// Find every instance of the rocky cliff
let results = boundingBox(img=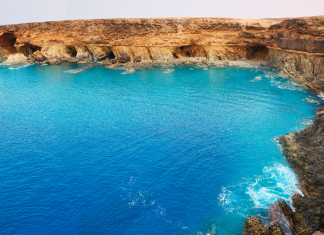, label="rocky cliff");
[1,16,324,90]
[243,108,324,235]
[275,109,324,235]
